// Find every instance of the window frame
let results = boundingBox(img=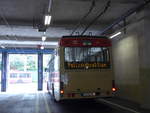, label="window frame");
[63,47,111,69]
